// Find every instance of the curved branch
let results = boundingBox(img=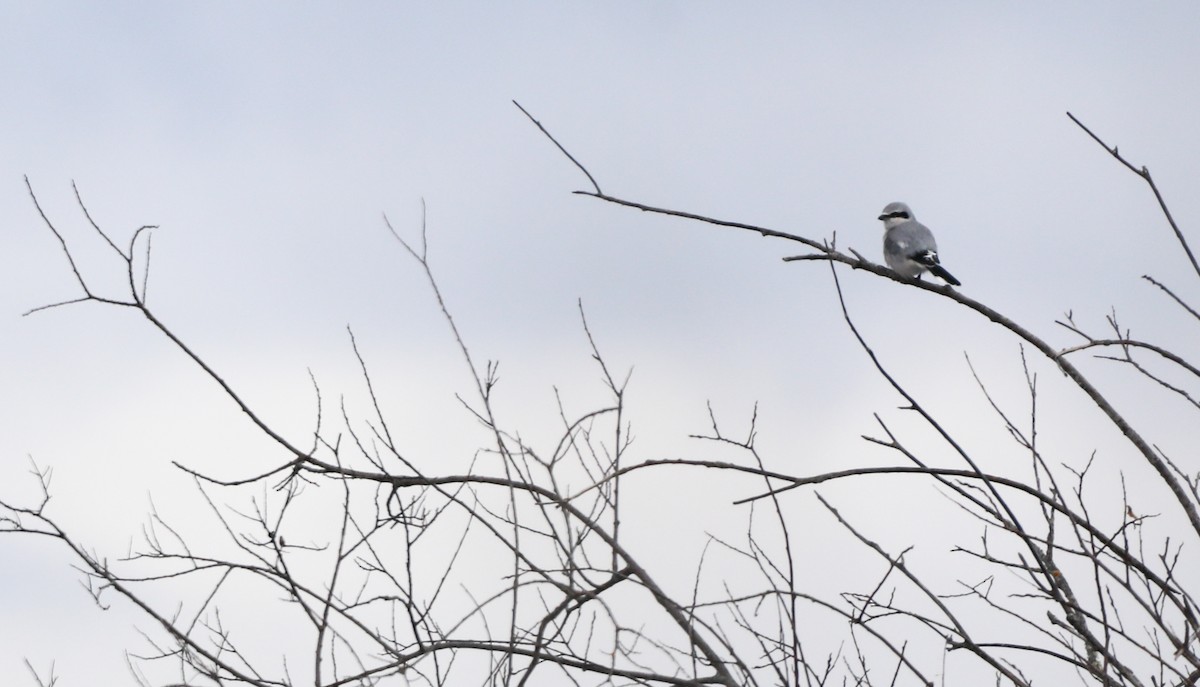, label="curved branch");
[1057,338,1200,381]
